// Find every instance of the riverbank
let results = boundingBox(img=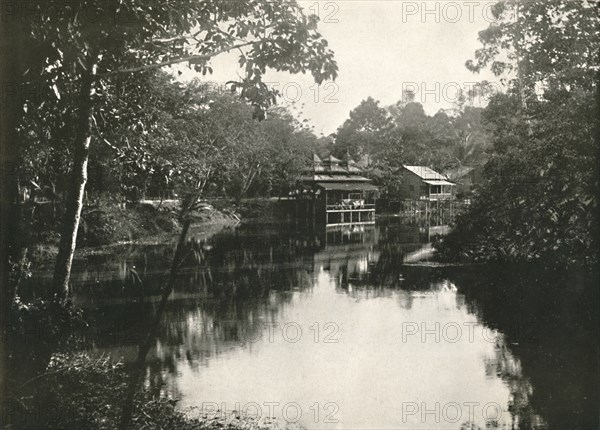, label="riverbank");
[28,200,246,268]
